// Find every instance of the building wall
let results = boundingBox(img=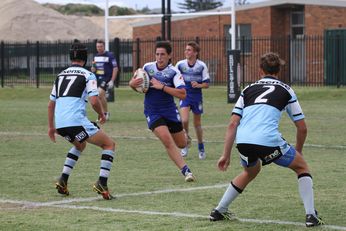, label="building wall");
[305,5,346,35]
[132,4,345,85]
